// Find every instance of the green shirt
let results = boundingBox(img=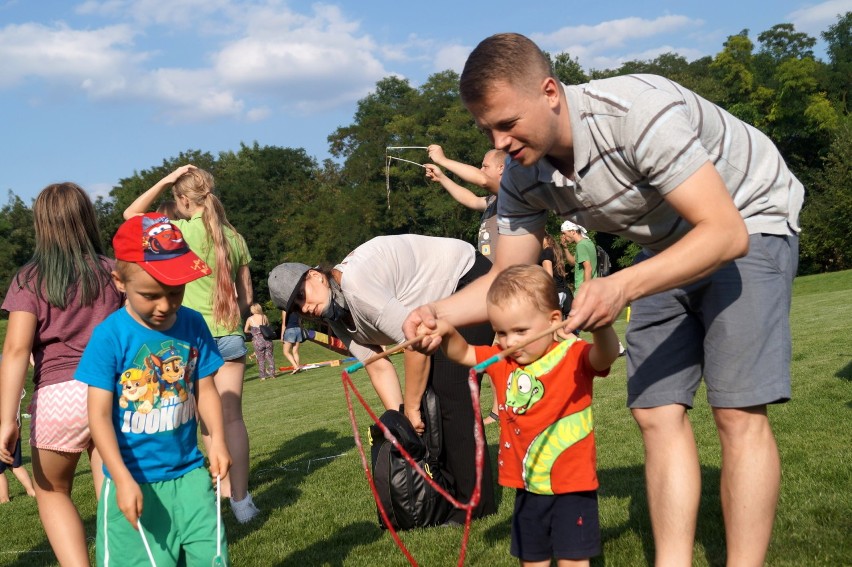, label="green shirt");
[574,238,596,292]
[174,213,252,337]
